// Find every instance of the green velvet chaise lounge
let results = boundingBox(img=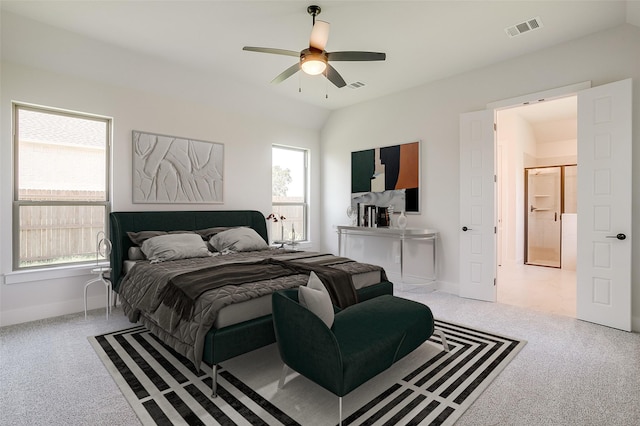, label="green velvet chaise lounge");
[272,288,450,424]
